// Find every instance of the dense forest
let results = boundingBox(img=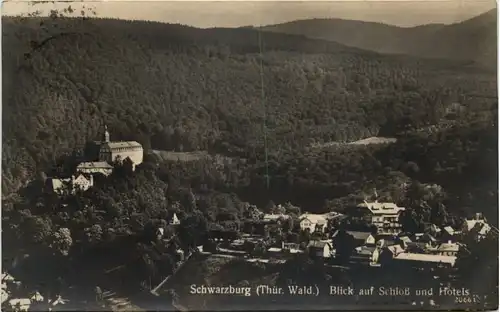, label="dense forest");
[2,16,496,195]
[1,14,498,309]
